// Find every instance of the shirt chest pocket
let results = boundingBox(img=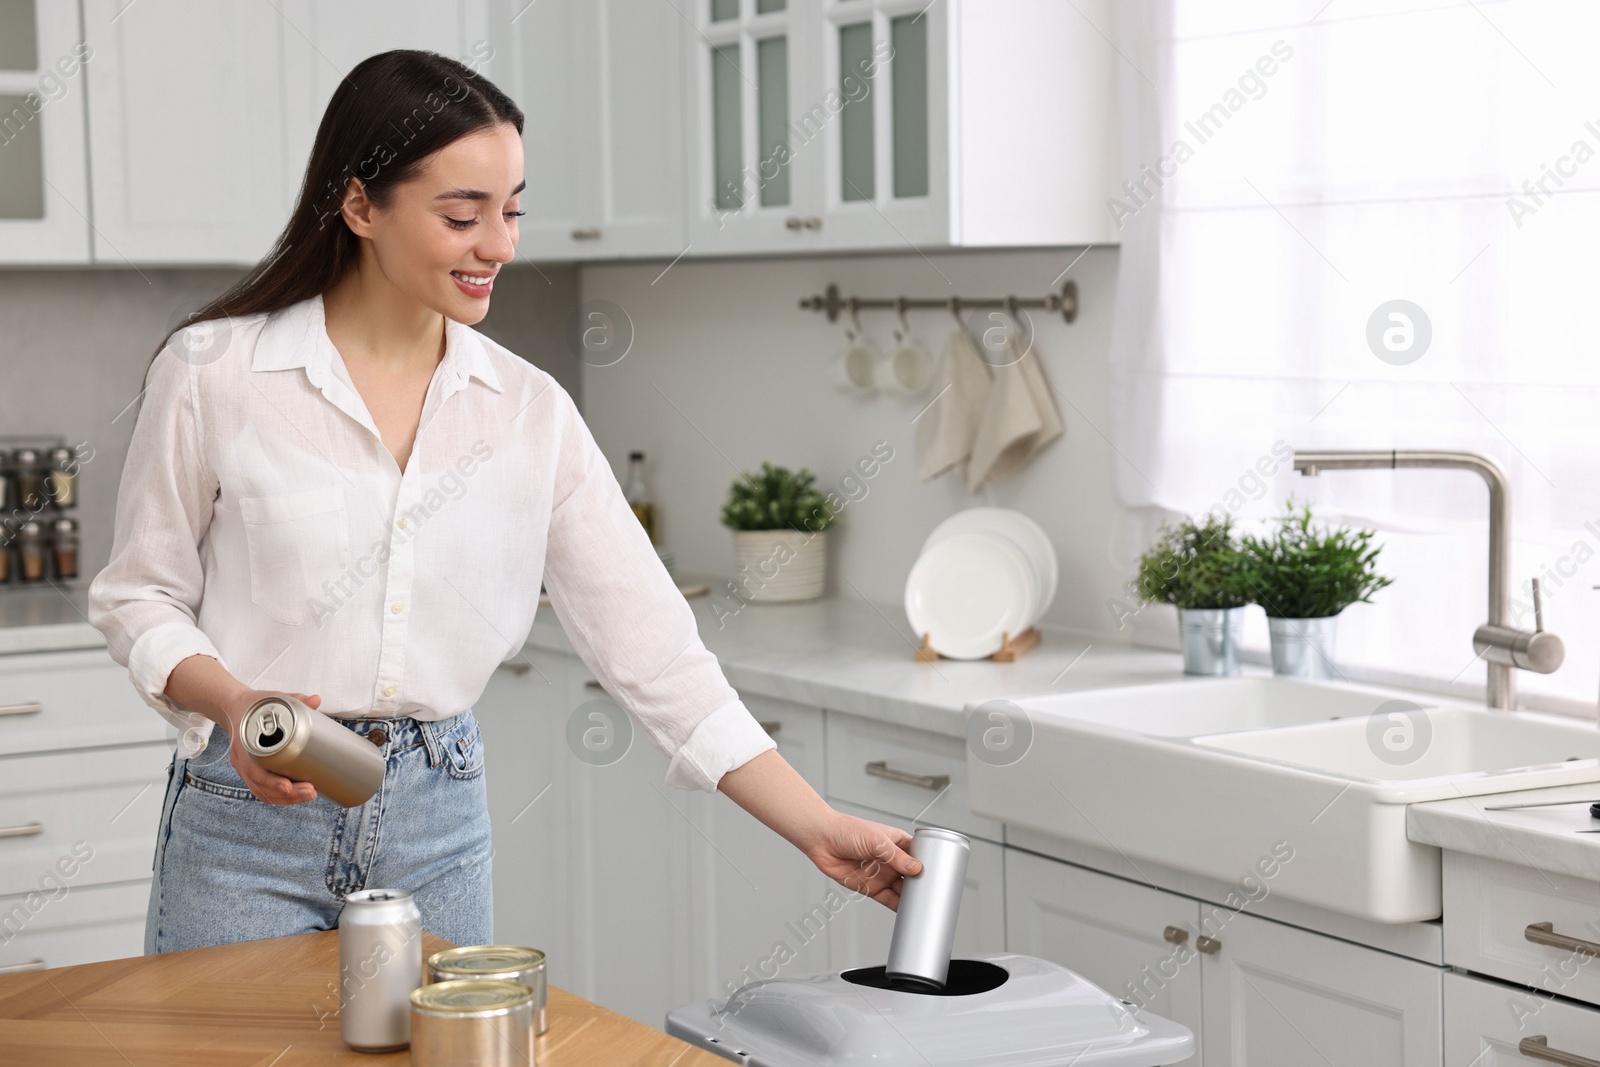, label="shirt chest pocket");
[239,488,350,627]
